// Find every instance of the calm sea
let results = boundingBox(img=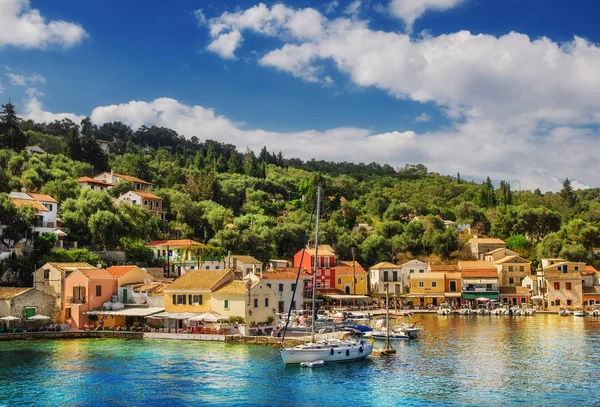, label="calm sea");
[1,314,600,406]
